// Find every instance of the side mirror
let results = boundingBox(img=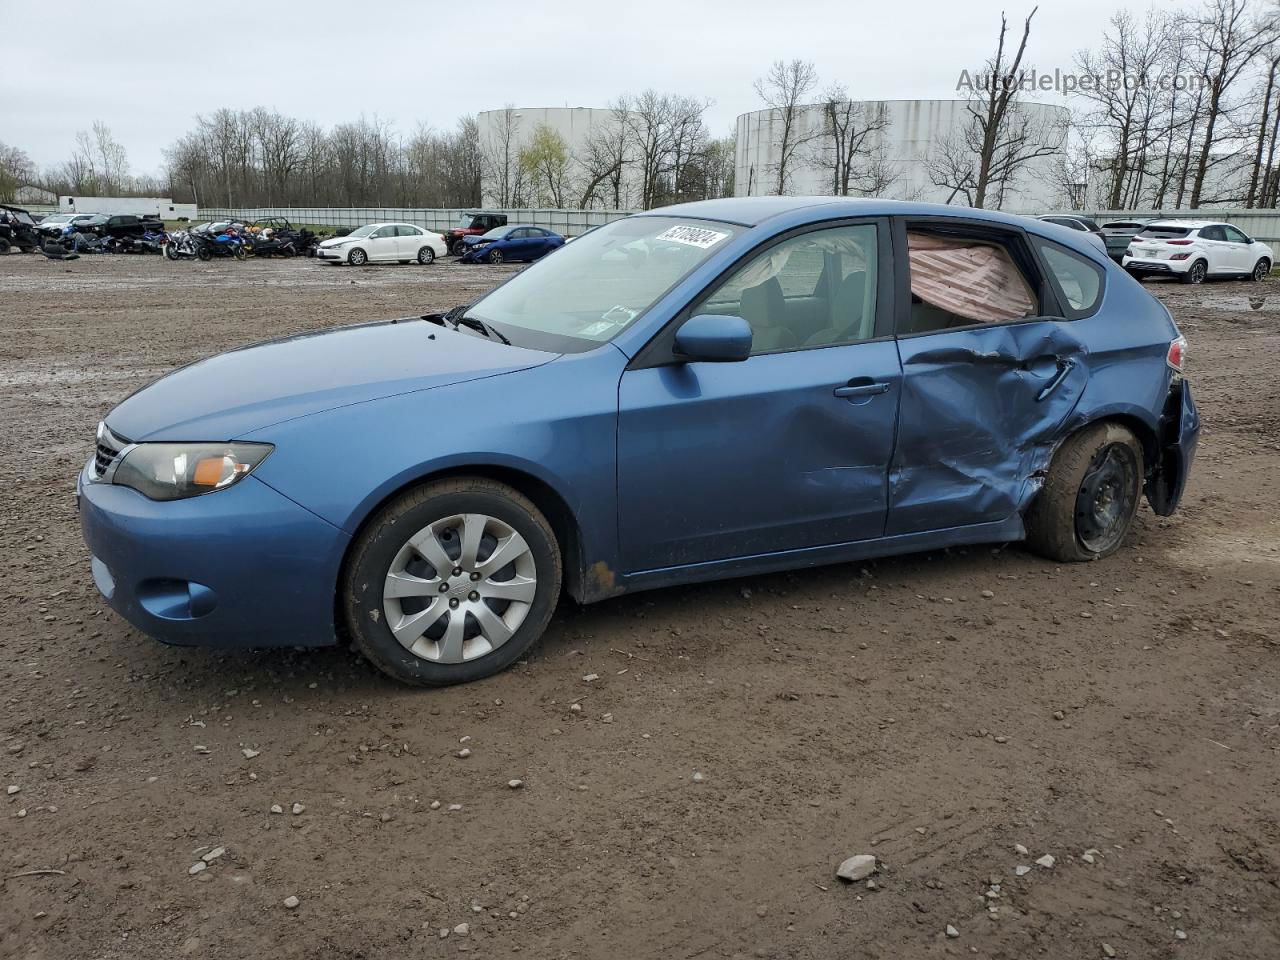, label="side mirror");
[674,314,753,363]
